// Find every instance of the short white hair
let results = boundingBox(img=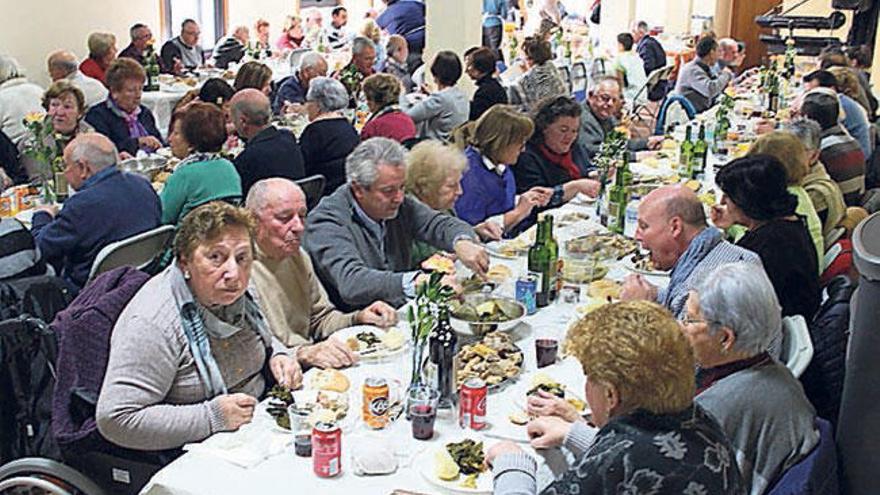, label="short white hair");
[245,177,303,214]
[306,77,349,113]
[69,136,119,172]
[0,55,24,84]
[346,137,407,187]
[299,51,326,72]
[352,36,376,56]
[696,263,781,356]
[785,118,822,152]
